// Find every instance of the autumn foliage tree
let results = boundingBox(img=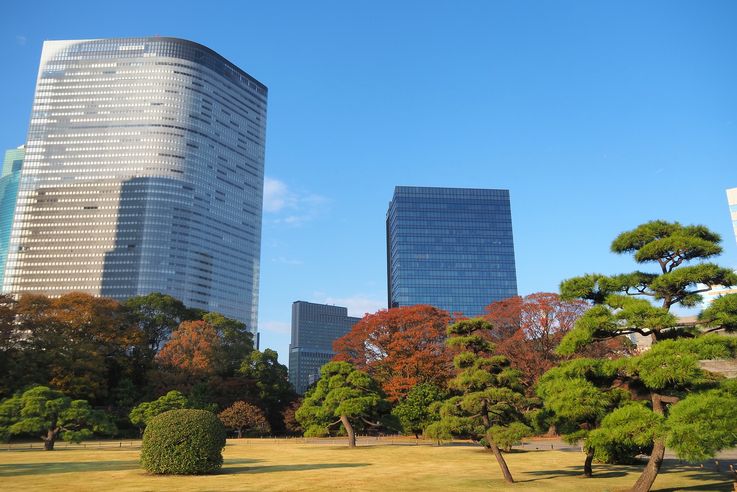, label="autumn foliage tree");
[218,401,270,437]
[10,293,143,403]
[484,293,585,390]
[333,305,453,401]
[156,320,221,386]
[484,292,632,392]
